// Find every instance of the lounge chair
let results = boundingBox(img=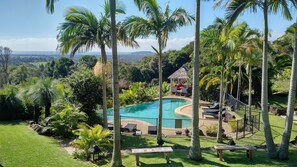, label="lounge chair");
[181,87,188,96]
[171,86,177,95]
[202,109,226,118]
[124,123,137,132]
[148,126,157,135]
[108,123,114,130]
